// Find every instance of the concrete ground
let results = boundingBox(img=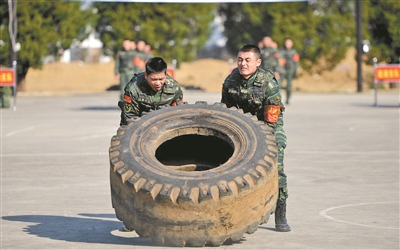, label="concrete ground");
[1,90,399,249]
